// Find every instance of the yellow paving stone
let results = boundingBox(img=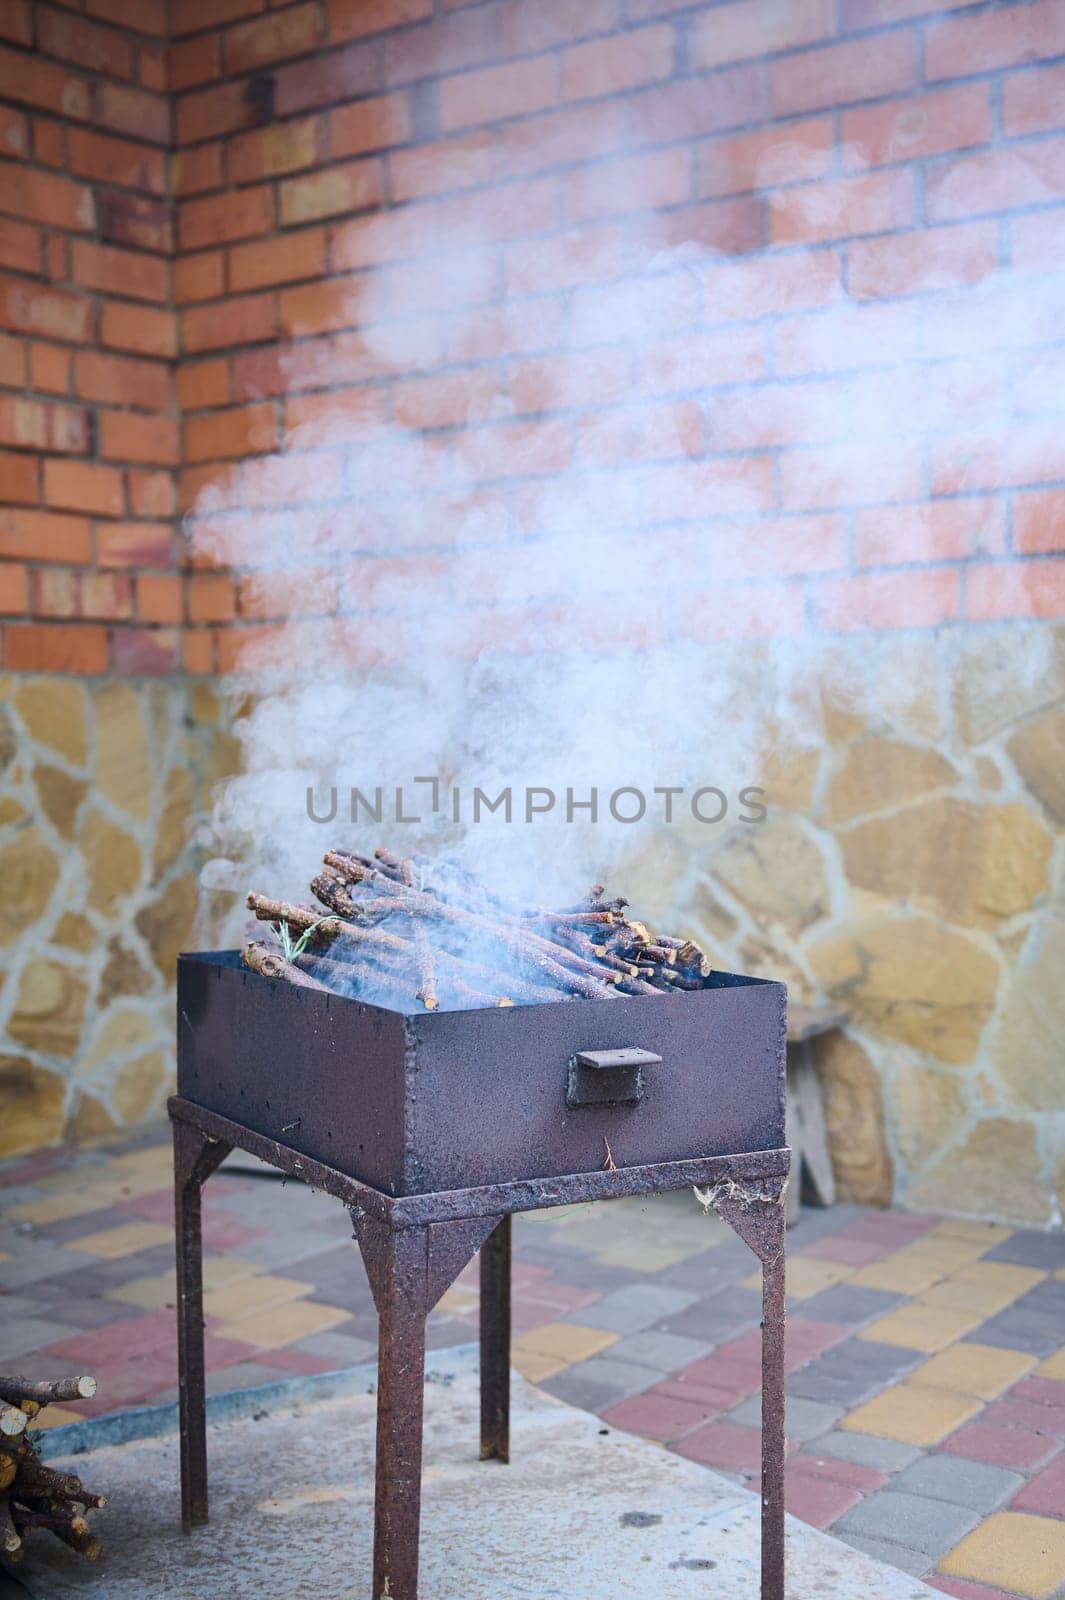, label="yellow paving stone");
[437,1286,480,1315]
[30,1406,84,1430]
[850,1253,947,1295]
[858,1302,984,1352]
[511,1348,568,1383]
[68,1222,174,1259]
[202,1274,312,1321]
[938,1512,1065,1599]
[215,1299,350,1350]
[840,1383,981,1446]
[1037,1348,1065,1381]
[511,1323,618,1364]
[771,1257,853,1298]
[0,1252,8,1262]
[917,1276,1023,1317]
[594,1242,698,1271]
[897,1236,995,1270]
[108,1258,261,1309]
[8,1190,115,1225]
[907,1343,1036,1400]
[108,1144,173,1177]
[930,1219,1012,1247]
[950,1260,1045,1299]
